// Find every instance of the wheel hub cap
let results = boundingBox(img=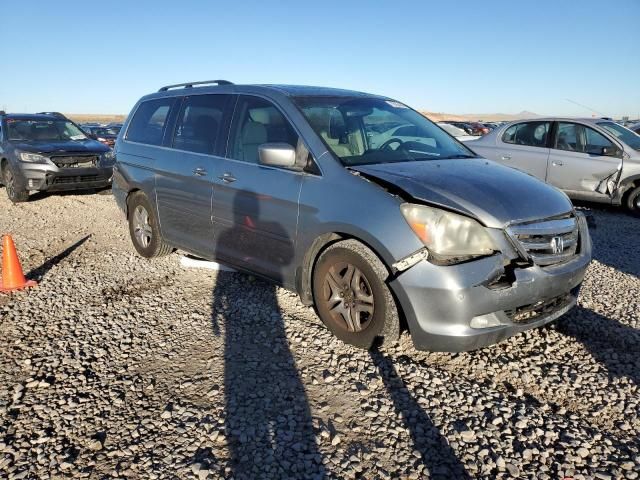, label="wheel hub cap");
[133,205,152,248]
[323,263,375,333]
